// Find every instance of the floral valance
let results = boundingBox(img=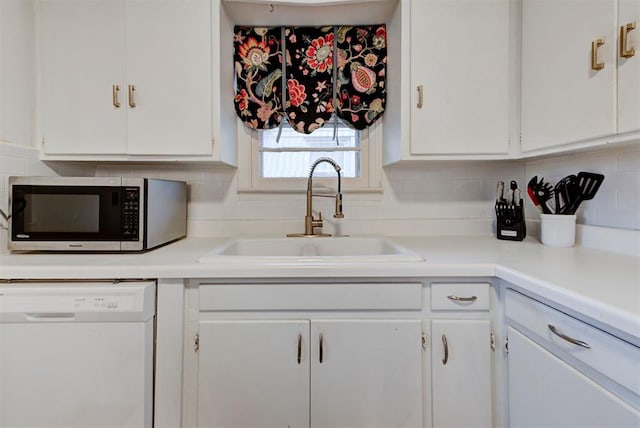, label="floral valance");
[233,24,387,135]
